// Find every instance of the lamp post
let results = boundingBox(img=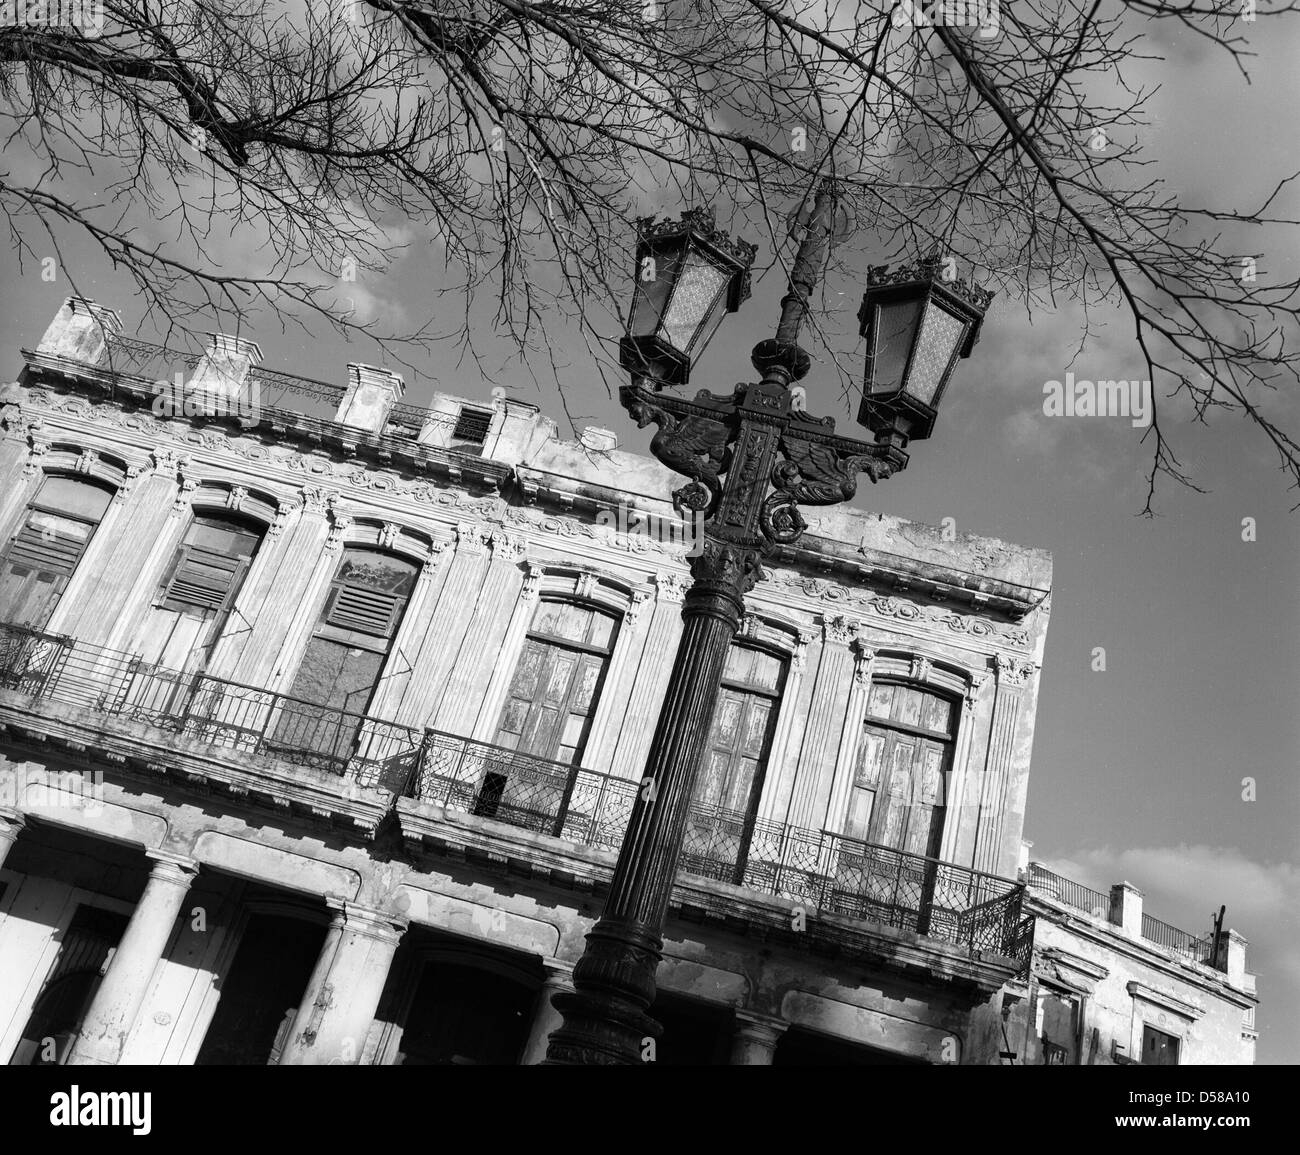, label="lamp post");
[545,179,993,1065]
